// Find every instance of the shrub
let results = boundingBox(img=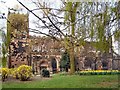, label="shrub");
[1,68,9,81]
[17,65,32,81]
[41,69,50,77]
[10,68,19,79]
[77,70,120,76]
